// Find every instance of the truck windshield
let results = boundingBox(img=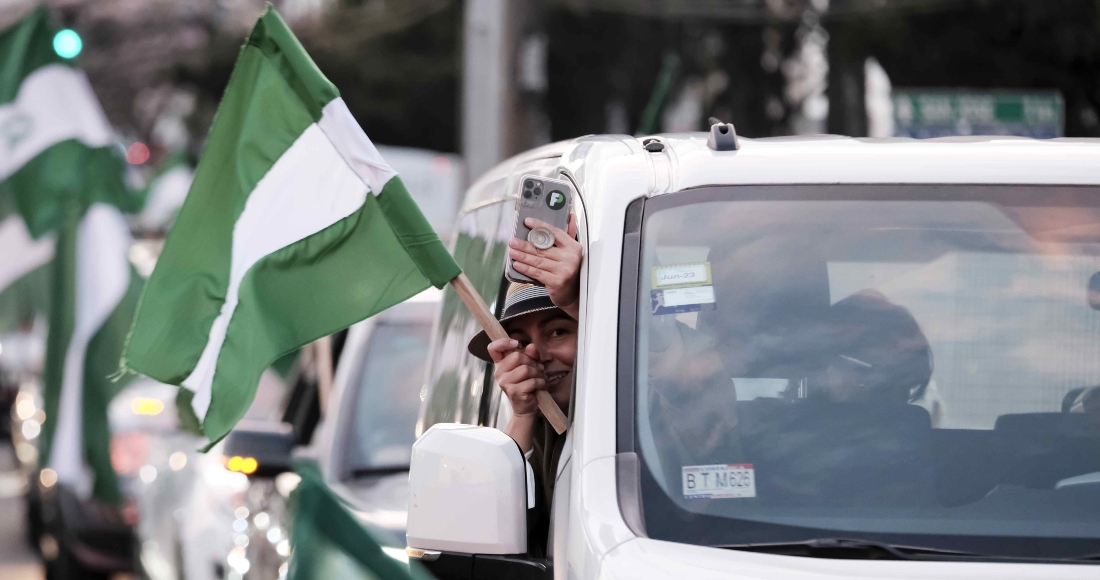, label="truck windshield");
[628,185,1100,559]
[342,321,432,476]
